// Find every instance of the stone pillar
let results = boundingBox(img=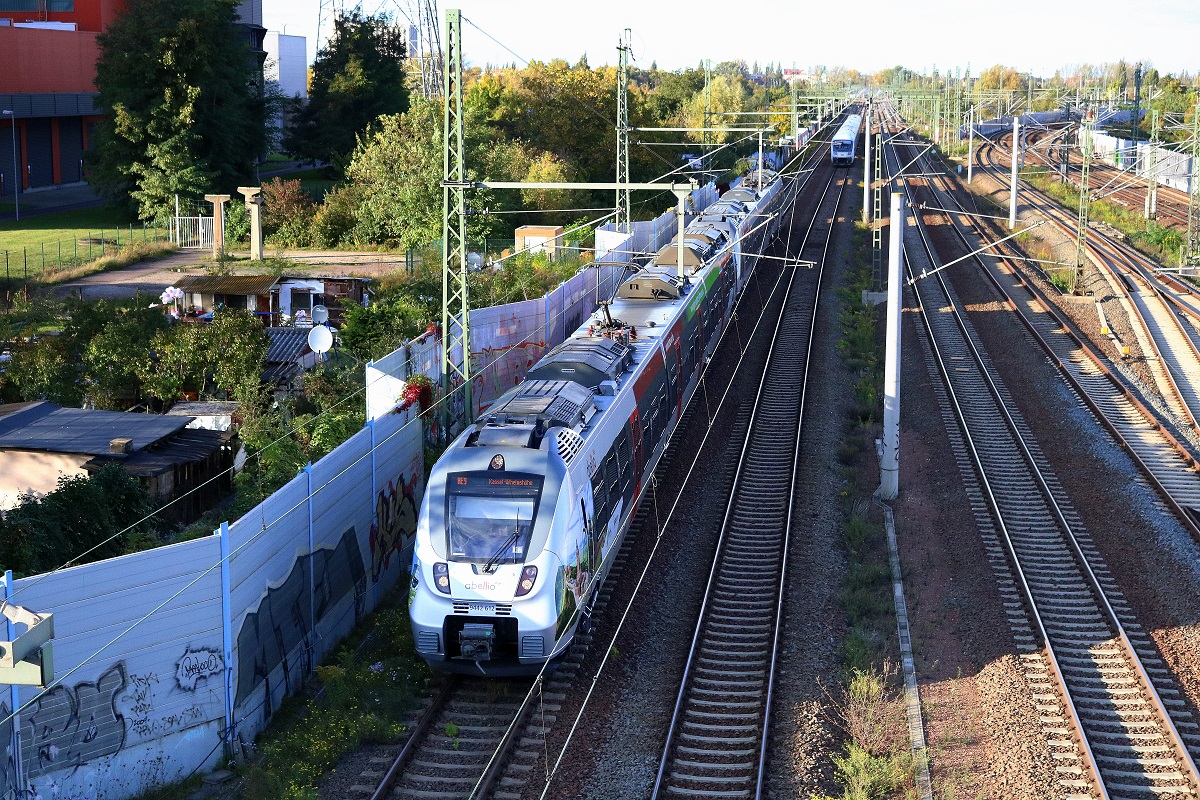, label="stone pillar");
[239,186,264,260]
[205,194,231,258]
